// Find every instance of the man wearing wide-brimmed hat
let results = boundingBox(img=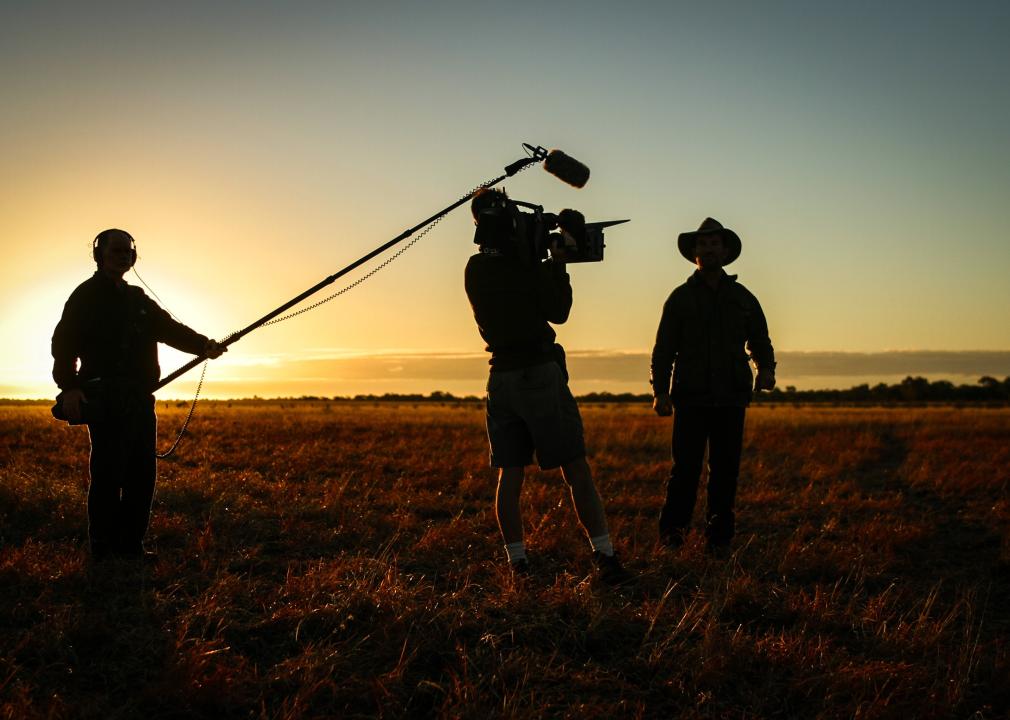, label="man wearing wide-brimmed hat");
[650,217,776,553]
